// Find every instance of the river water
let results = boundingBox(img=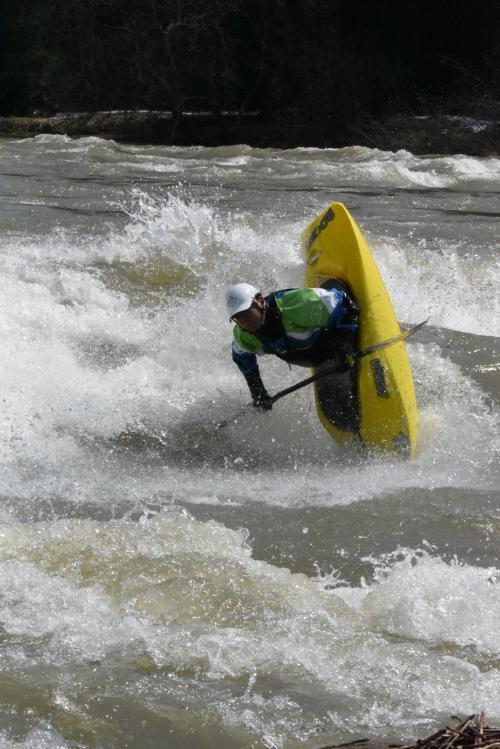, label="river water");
[0,135,499,749]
